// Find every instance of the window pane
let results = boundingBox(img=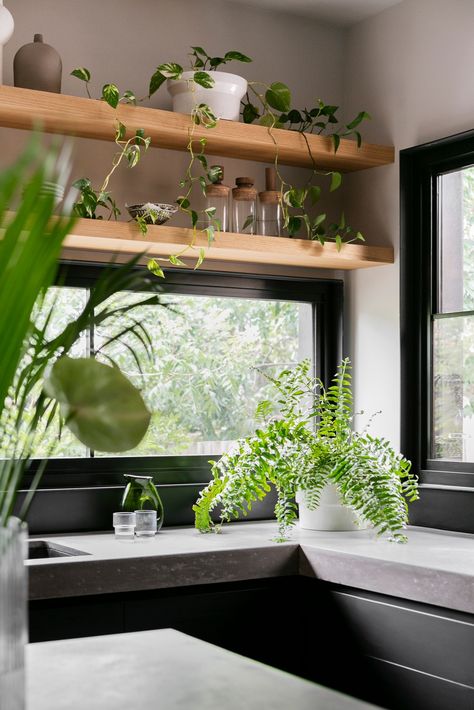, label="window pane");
[432,315,474,460]
[96,293,313,457]
[438,166,474,313]
[19,287,88,459]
